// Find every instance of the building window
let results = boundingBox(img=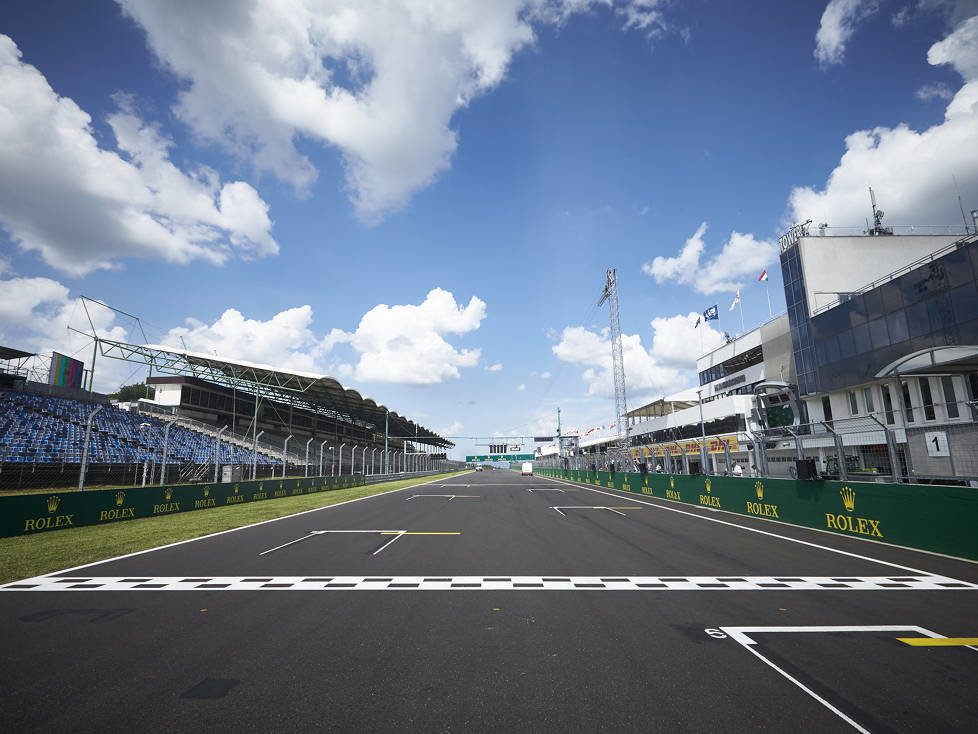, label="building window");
[821,396,833,423]
[848,391,858,416]
[881,385,895,424]
[902,381,915,423]
[919,378,936,421]
[862,386,875,414]
[941,376,959,419]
